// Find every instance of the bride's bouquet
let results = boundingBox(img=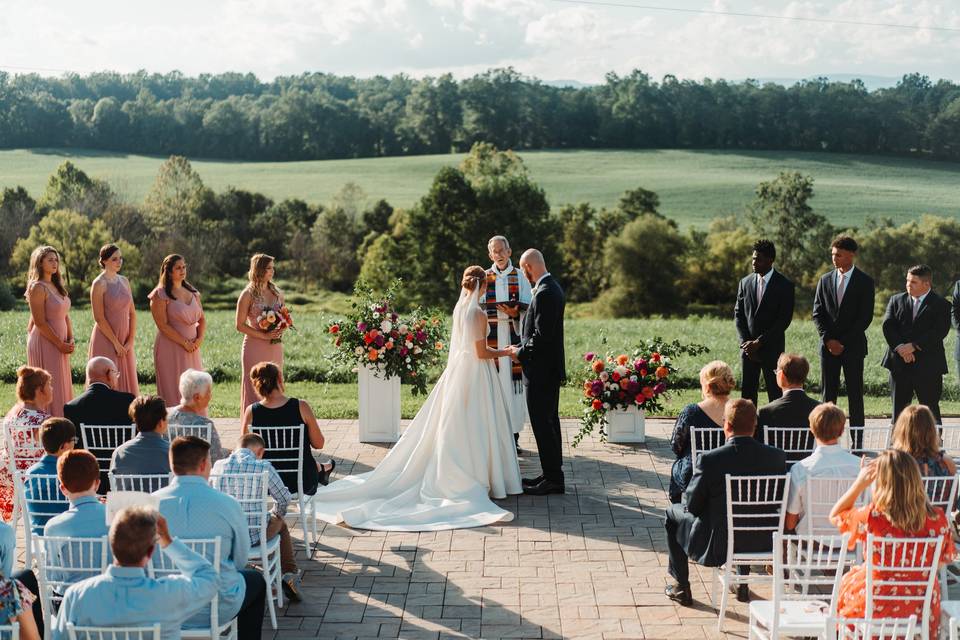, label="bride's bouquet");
[575,337,708,446]
[257,304,295,344]
[327,280,446,395]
